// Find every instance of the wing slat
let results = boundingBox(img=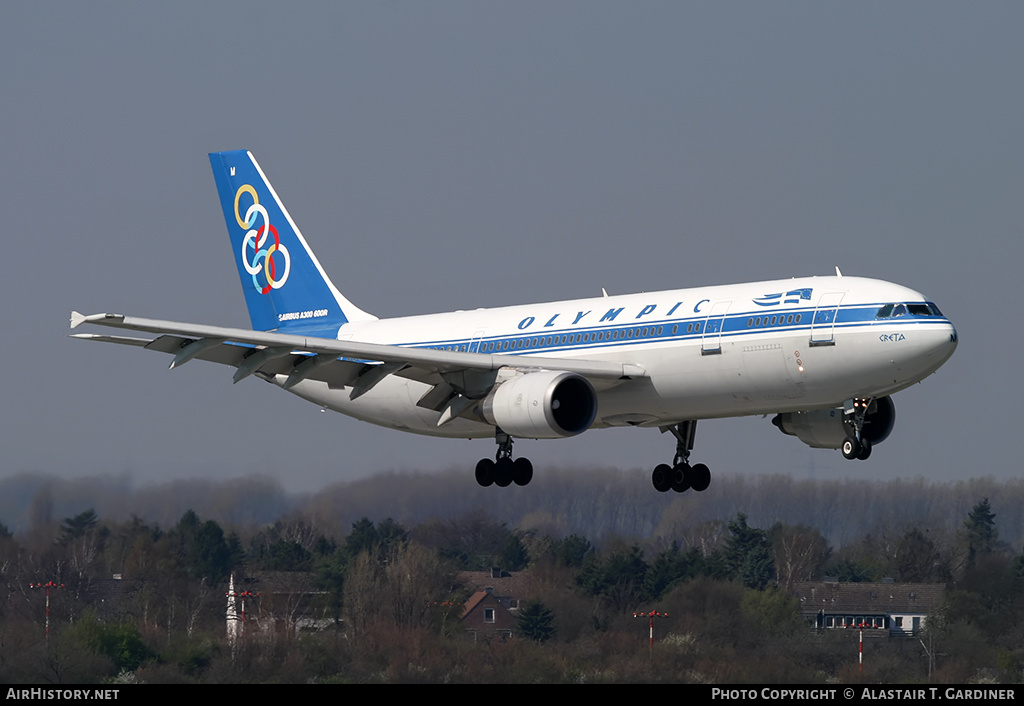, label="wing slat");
[71,312,647,399]
[70,312,647,380]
